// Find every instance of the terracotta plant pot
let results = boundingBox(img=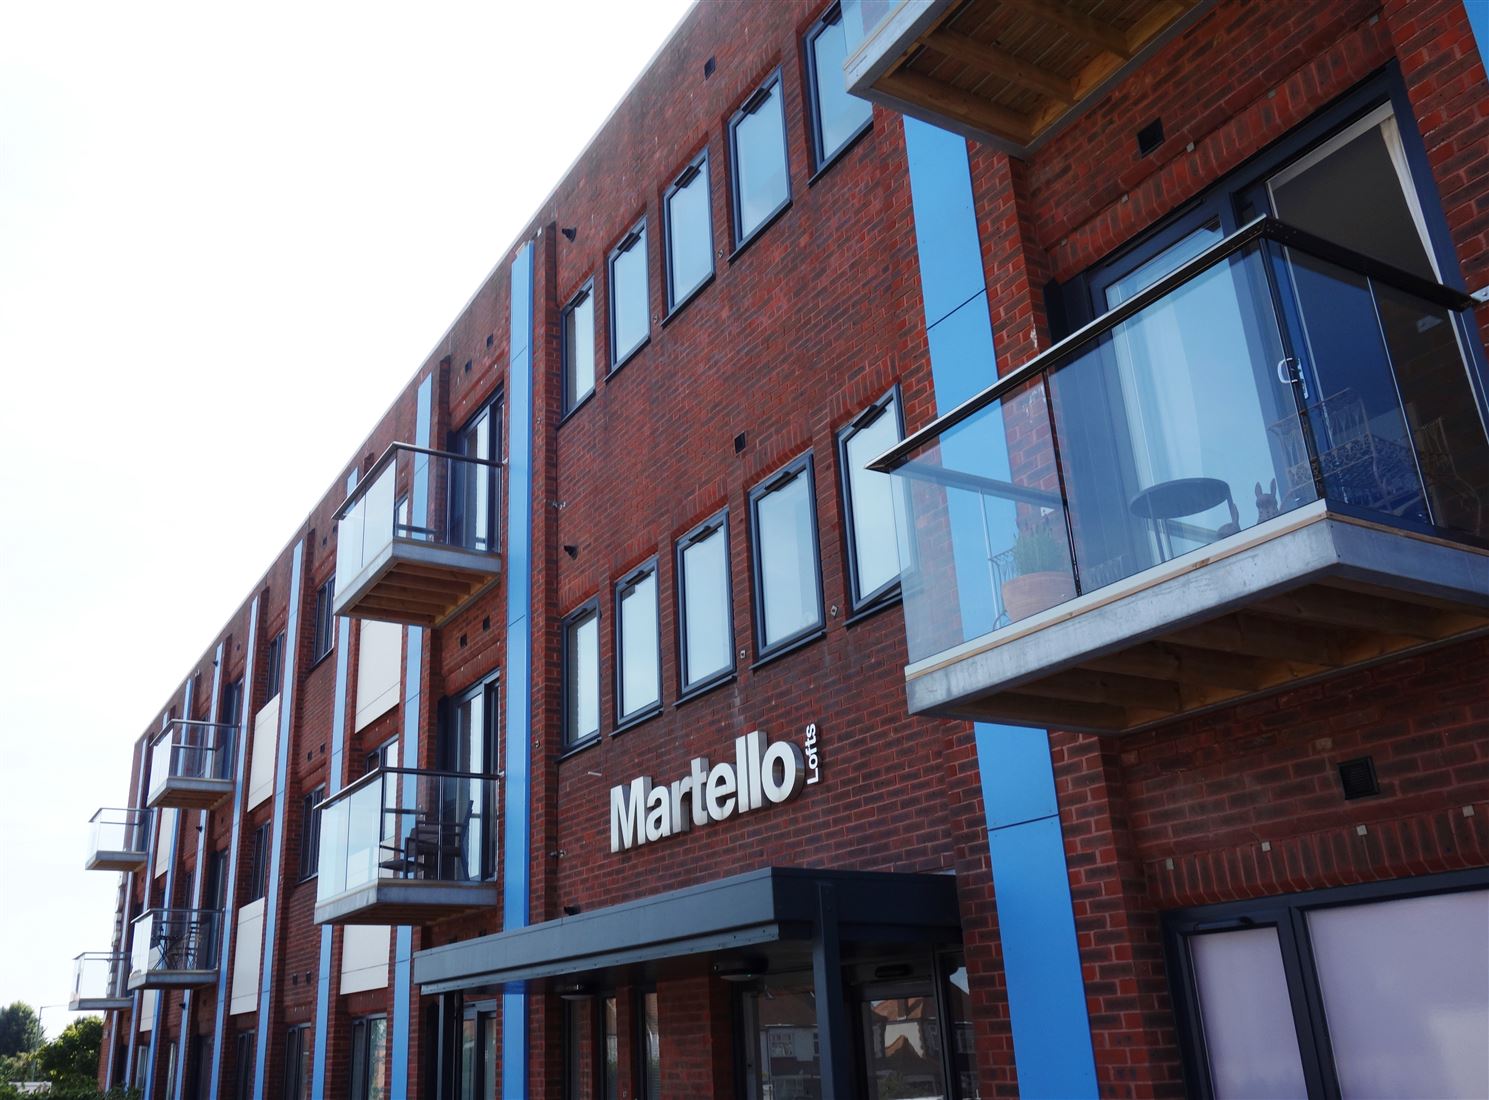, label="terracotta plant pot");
[1002,571,1076,622]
